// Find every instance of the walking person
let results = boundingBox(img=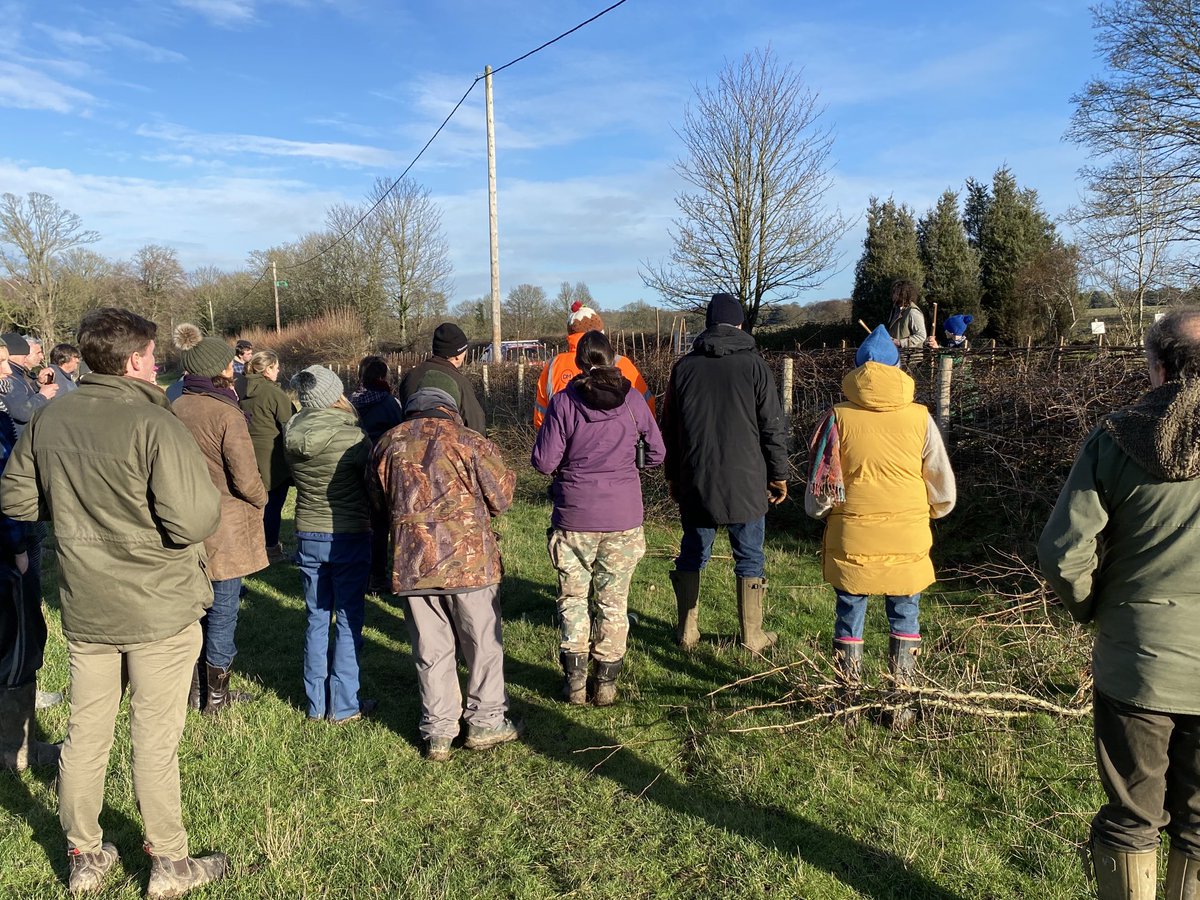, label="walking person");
[1,308,230,896]
[532,330,664,706]
[806,326,956,726]
[661,292,789,653]
[1040,307,1200,899]
[171,324,268,715]
[239,349,296,564]
[284,365,375,723]
[398,324,486,435]
[369,375,518,761]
